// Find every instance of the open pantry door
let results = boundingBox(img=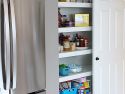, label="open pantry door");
[93,0,125,94]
